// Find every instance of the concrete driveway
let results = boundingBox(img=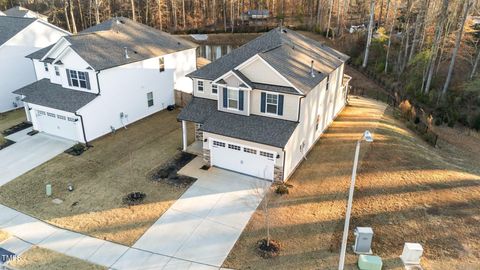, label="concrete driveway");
[132,157,270,268]
[0,128,75,186]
